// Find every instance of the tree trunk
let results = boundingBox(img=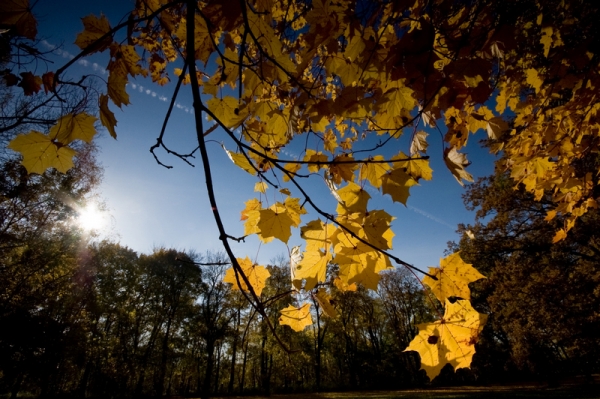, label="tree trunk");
[202,339,215,399]
[240,341,248,392]
[228,308,240,393]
